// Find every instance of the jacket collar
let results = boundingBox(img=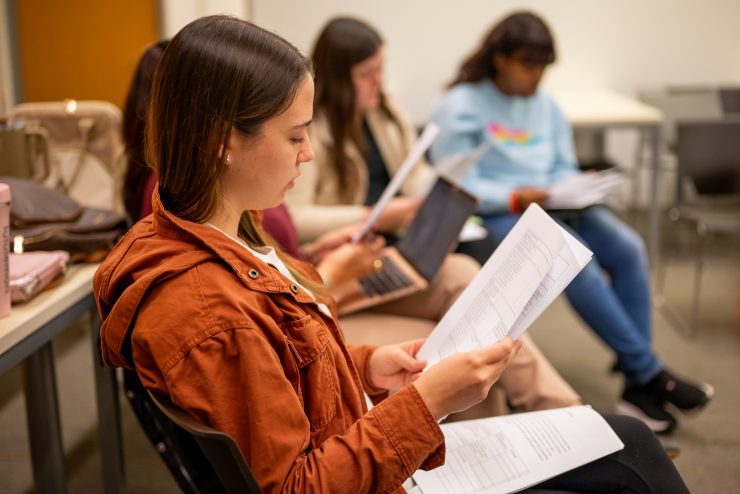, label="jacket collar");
[151,187,318,304]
